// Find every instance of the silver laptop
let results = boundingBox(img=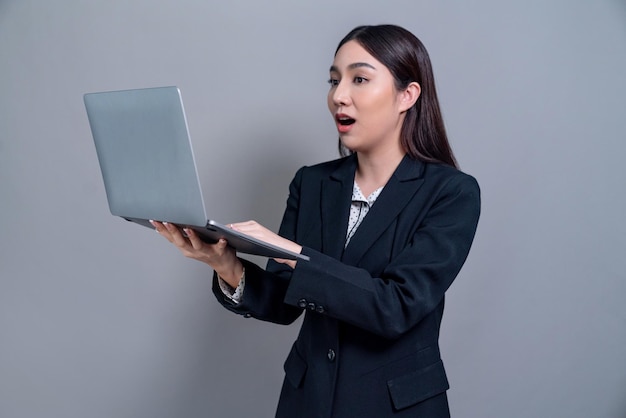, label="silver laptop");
[84,86,308,261]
